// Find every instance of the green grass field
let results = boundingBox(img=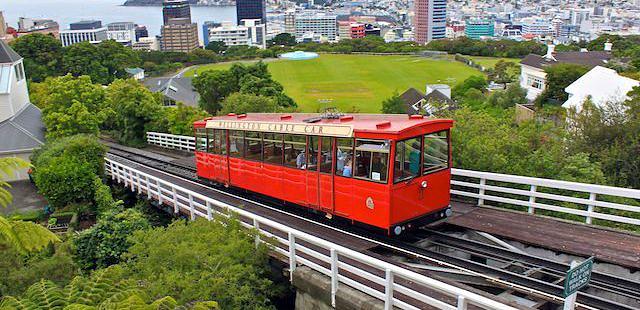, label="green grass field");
[185,54,484,113]
[467,56,521,70]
